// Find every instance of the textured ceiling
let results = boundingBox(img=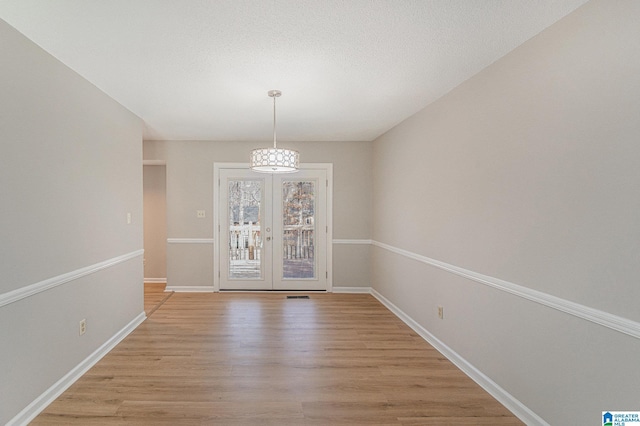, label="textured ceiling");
[0,0,588,142]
